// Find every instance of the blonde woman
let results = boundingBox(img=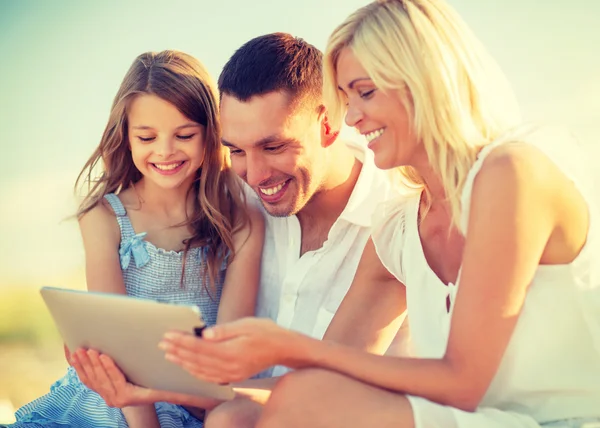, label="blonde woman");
[116,2,600,427]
